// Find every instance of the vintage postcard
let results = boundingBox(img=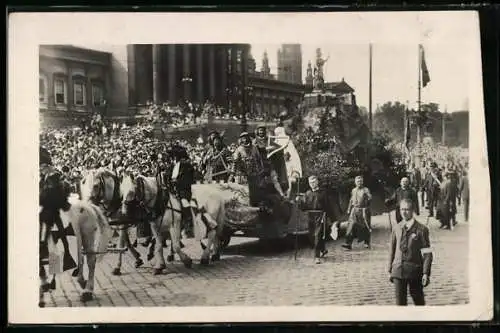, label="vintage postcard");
[8,11,492,323]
